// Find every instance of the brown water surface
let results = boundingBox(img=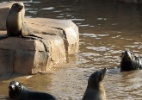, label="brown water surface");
[1,0,142,100]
